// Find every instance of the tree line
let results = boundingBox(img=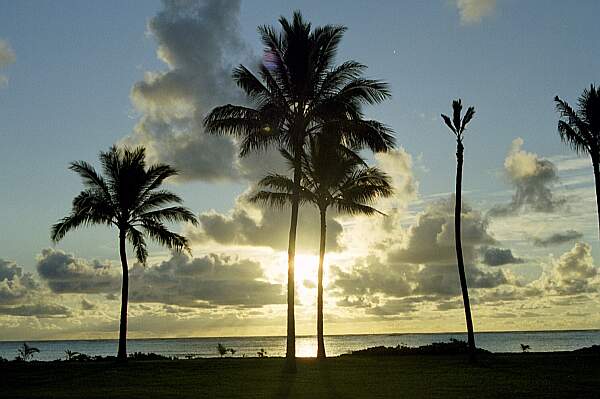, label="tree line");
[51,11,600,369]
